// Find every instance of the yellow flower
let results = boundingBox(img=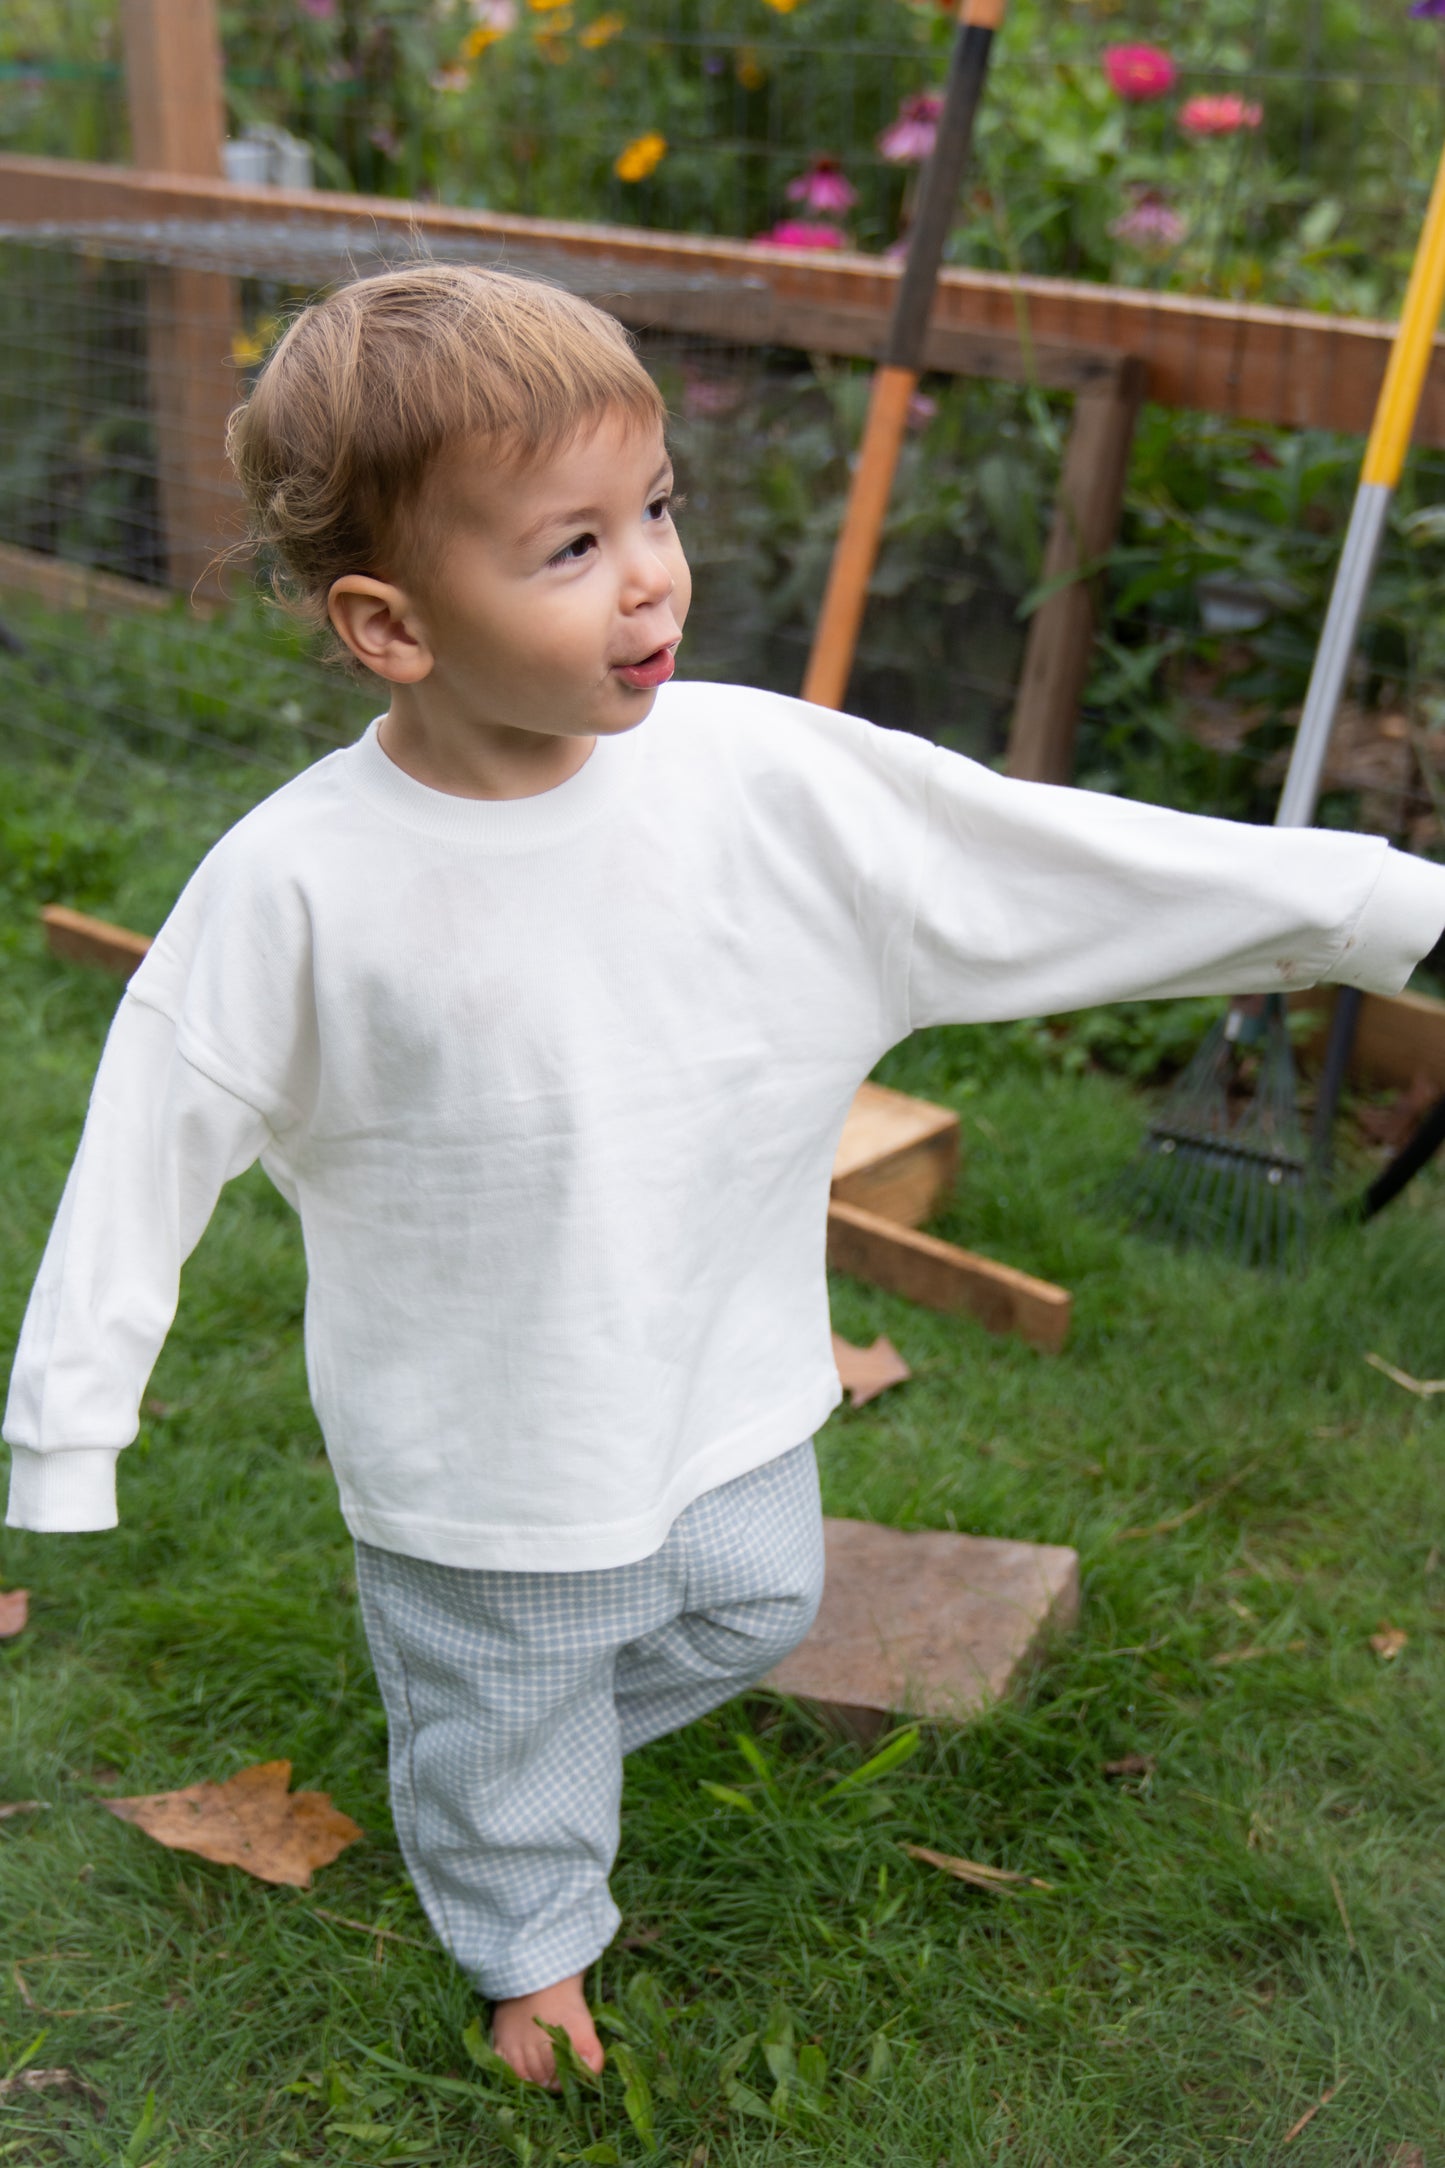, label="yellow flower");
[462,22,506,53]
[528,0,570,11]
[735,47,764,89]
[580,10,624,46]
[231,329,264,367]
[614,129,666,182]
[759,0,802,11]
[536,23,571,60]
